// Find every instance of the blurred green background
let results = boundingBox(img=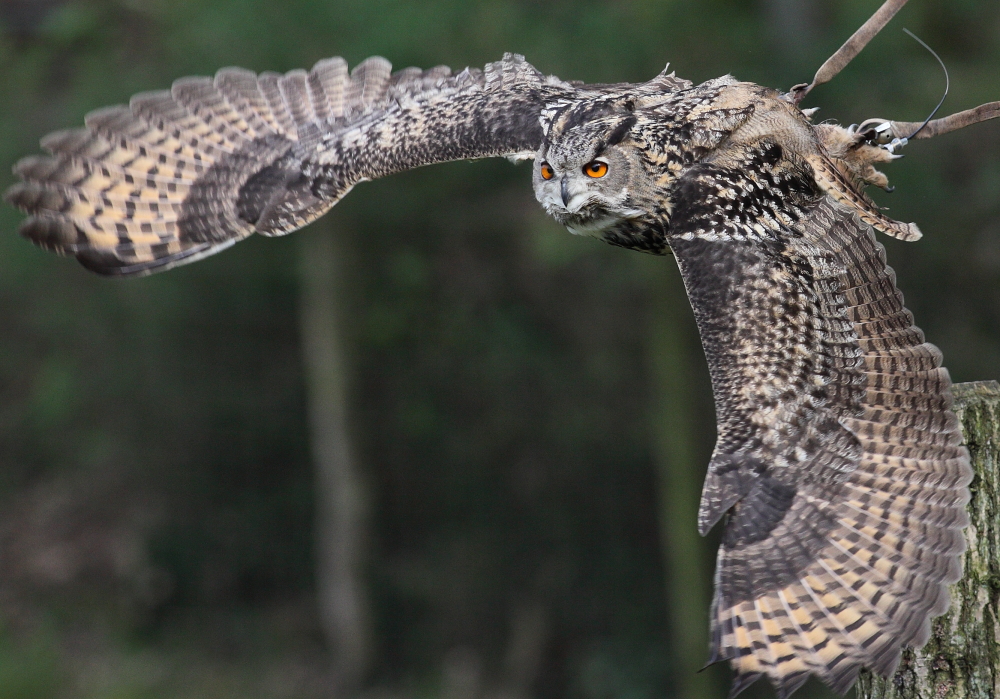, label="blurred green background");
[0,0,997,697]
